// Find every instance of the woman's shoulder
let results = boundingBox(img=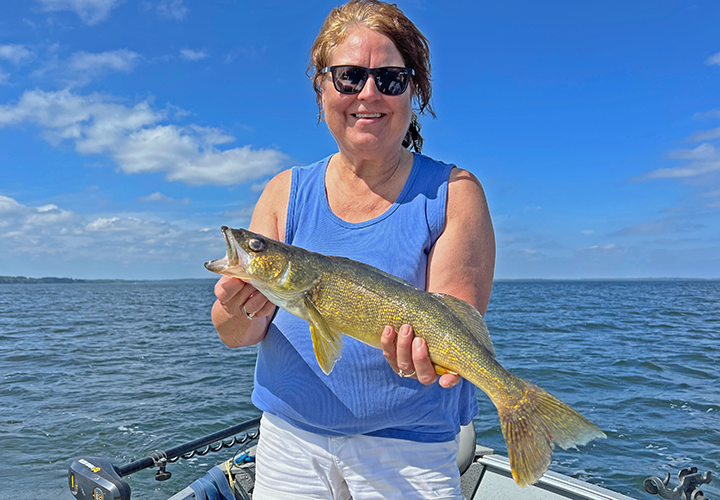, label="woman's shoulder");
[250,169,293,241]
[250,155,331,240]
[446,166,488,216]
[448,165,483,187]
[258,169,293,208]
[263,155,331,193]
[412,154,485,200]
